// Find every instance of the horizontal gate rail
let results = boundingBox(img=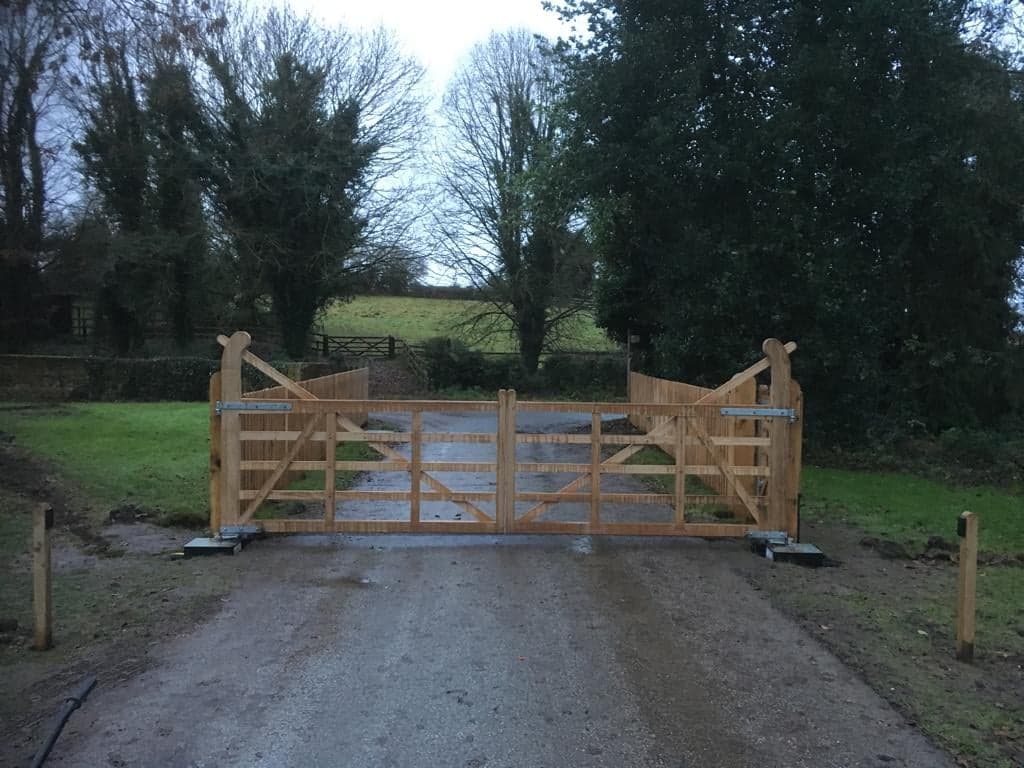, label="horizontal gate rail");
[514,433,770,446]
[253,397,769,415]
